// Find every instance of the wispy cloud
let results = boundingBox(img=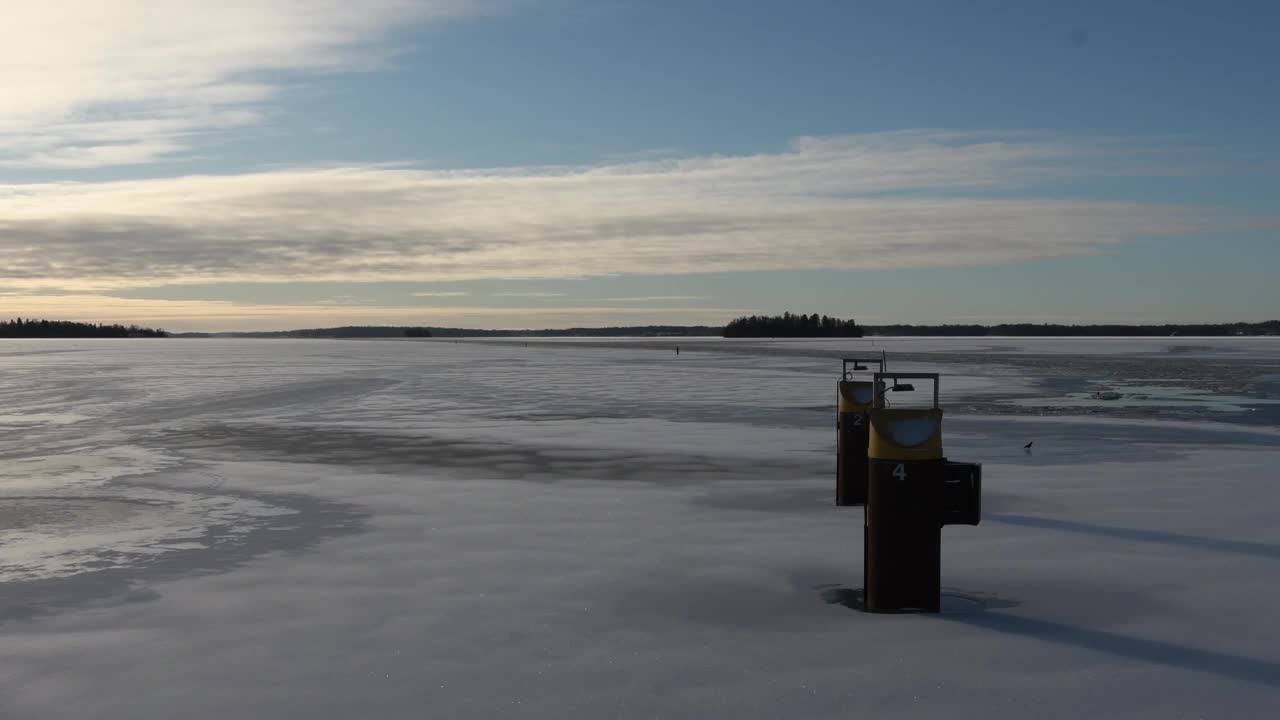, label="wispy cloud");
[599,296,706,302]
[0,131,1244,291]
[411,291,470,297]
[0,1,509,168]
[491,292,569,298]
[0,294,741,332]
[313,295,376,306]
